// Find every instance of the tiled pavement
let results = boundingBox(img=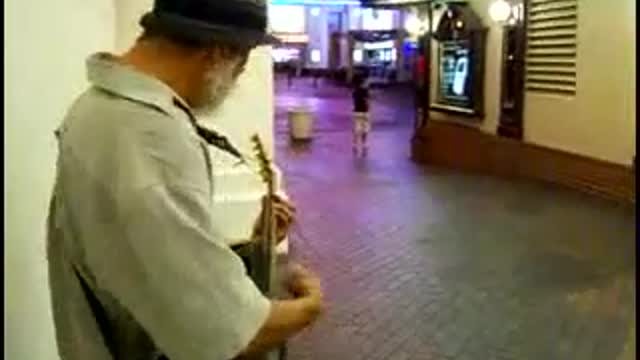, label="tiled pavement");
[273,77,636,360]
